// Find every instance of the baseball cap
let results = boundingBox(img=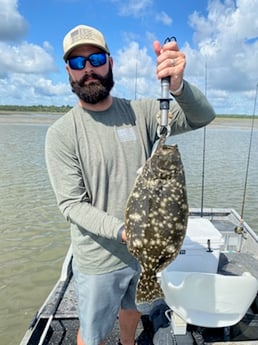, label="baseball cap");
[63,25,110,61]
